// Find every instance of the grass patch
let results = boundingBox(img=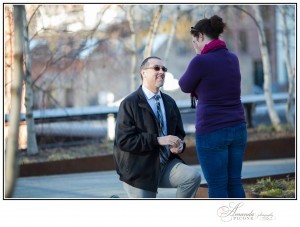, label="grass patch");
[244,176,295,198]
[18,139,114,164]
[18,128,295,164]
